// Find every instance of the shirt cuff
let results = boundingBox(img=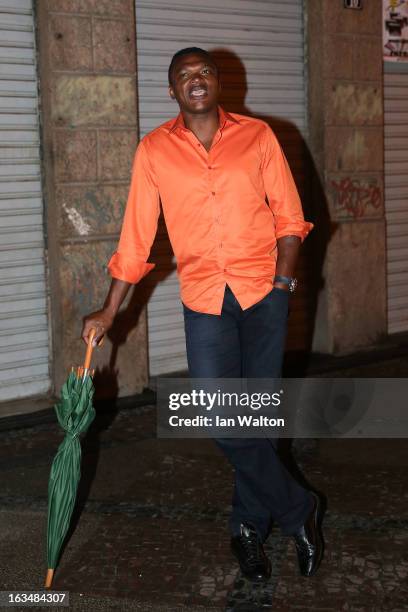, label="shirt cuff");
[107,251,155,284]
[275,221,314,243]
